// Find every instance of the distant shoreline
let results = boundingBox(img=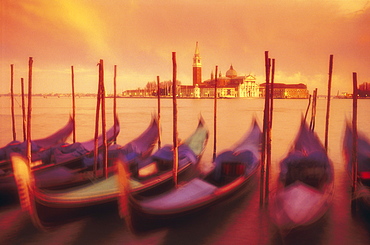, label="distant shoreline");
[1,94,368,99]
